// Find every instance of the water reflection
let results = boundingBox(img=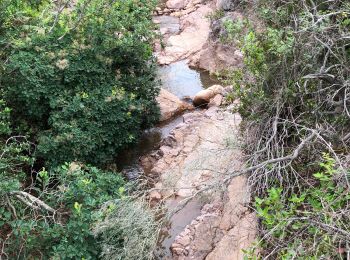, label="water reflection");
[116,116,184,171]
[154,198,203,259]
[157,60,221,98]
